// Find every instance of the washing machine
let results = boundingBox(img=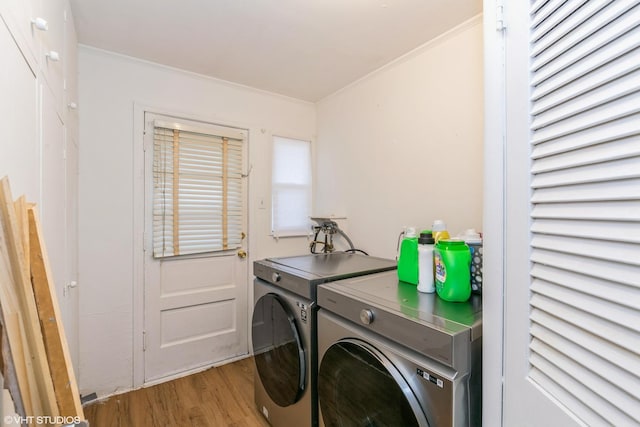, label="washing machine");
[317,270,482,427]
[252,253,397,427]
